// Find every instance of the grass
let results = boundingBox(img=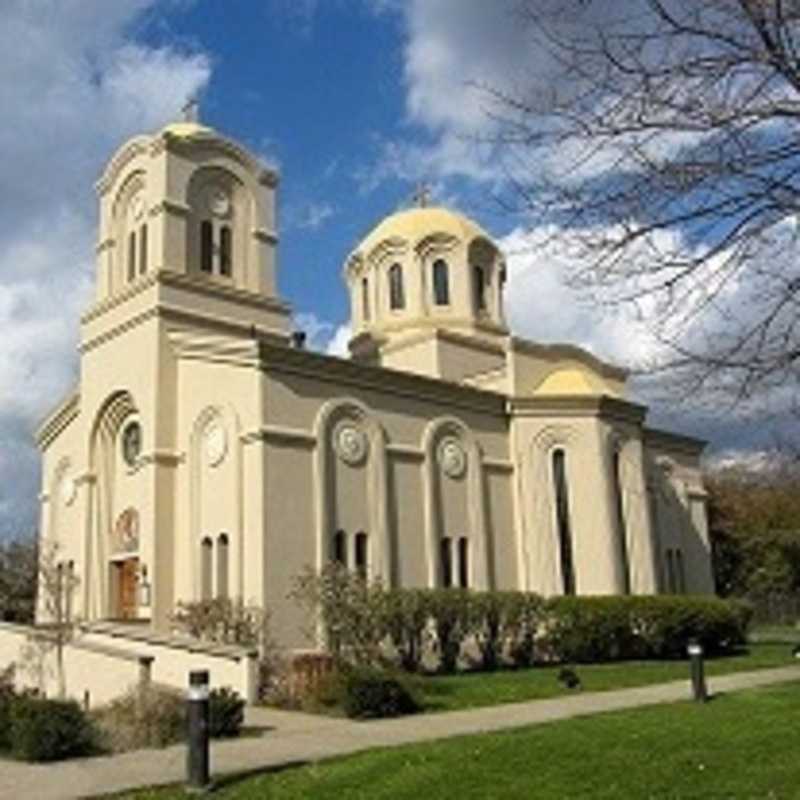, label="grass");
[415,642,796,712]
[115,680,800,799]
